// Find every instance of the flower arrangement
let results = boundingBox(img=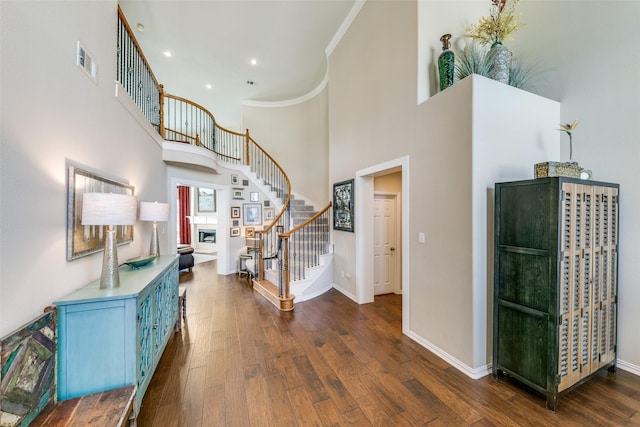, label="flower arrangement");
[464,0,523,46]
[558,120,580,161]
